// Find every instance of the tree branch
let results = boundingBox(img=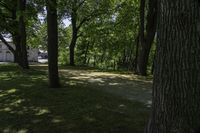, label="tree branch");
[76,10,104,31]
[0,1,12,11]
[77,0,86,8]
[0,34,15,54]
[76,17,90,31]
